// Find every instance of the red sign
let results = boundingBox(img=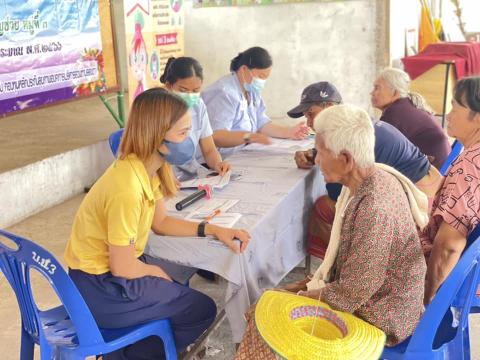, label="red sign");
[156,33,178,46]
